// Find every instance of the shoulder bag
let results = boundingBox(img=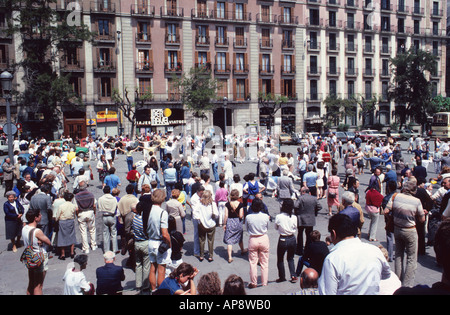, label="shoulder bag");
[20,228,45,269]
[385,193,398,233]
